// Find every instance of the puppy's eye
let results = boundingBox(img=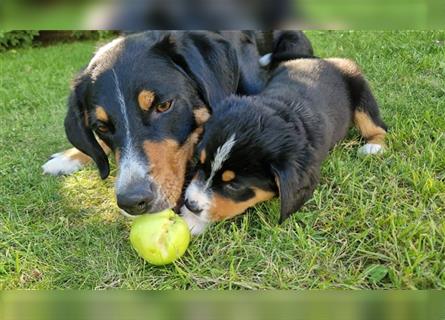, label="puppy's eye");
[225,182,244,192]
[155,100,173,113]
